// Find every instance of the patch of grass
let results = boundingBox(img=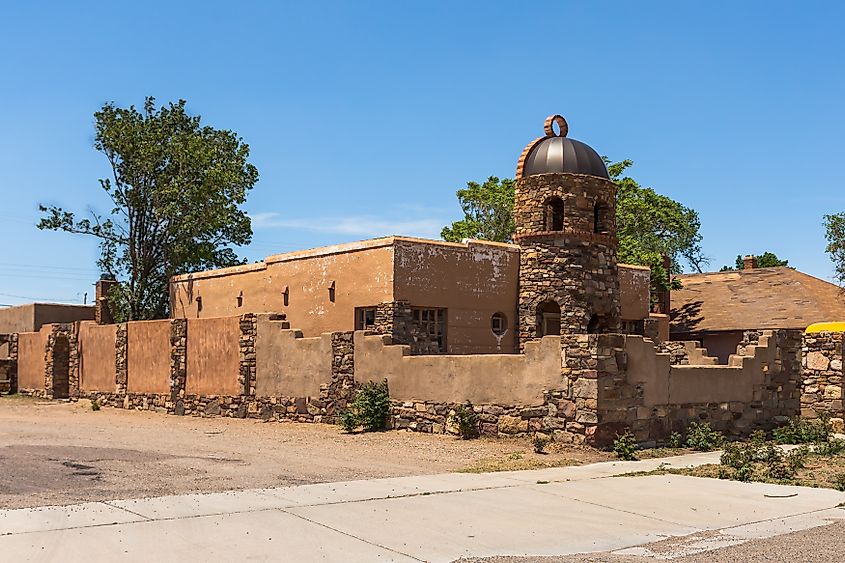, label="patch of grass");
[622,435,845,491]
